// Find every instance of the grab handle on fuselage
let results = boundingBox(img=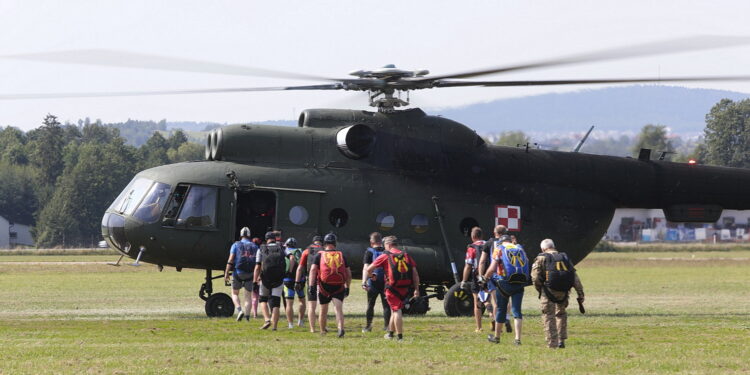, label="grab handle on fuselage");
[432,196,460,285]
